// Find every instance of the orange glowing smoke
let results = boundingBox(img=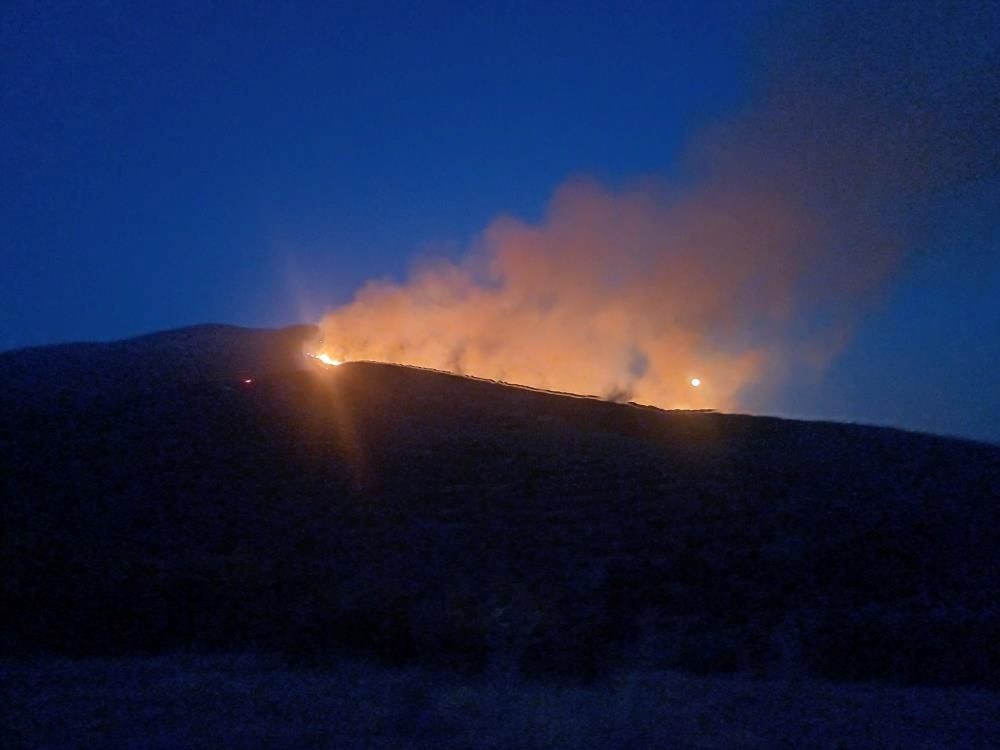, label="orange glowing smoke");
[313,175,899,410]
[309,1,993,412]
